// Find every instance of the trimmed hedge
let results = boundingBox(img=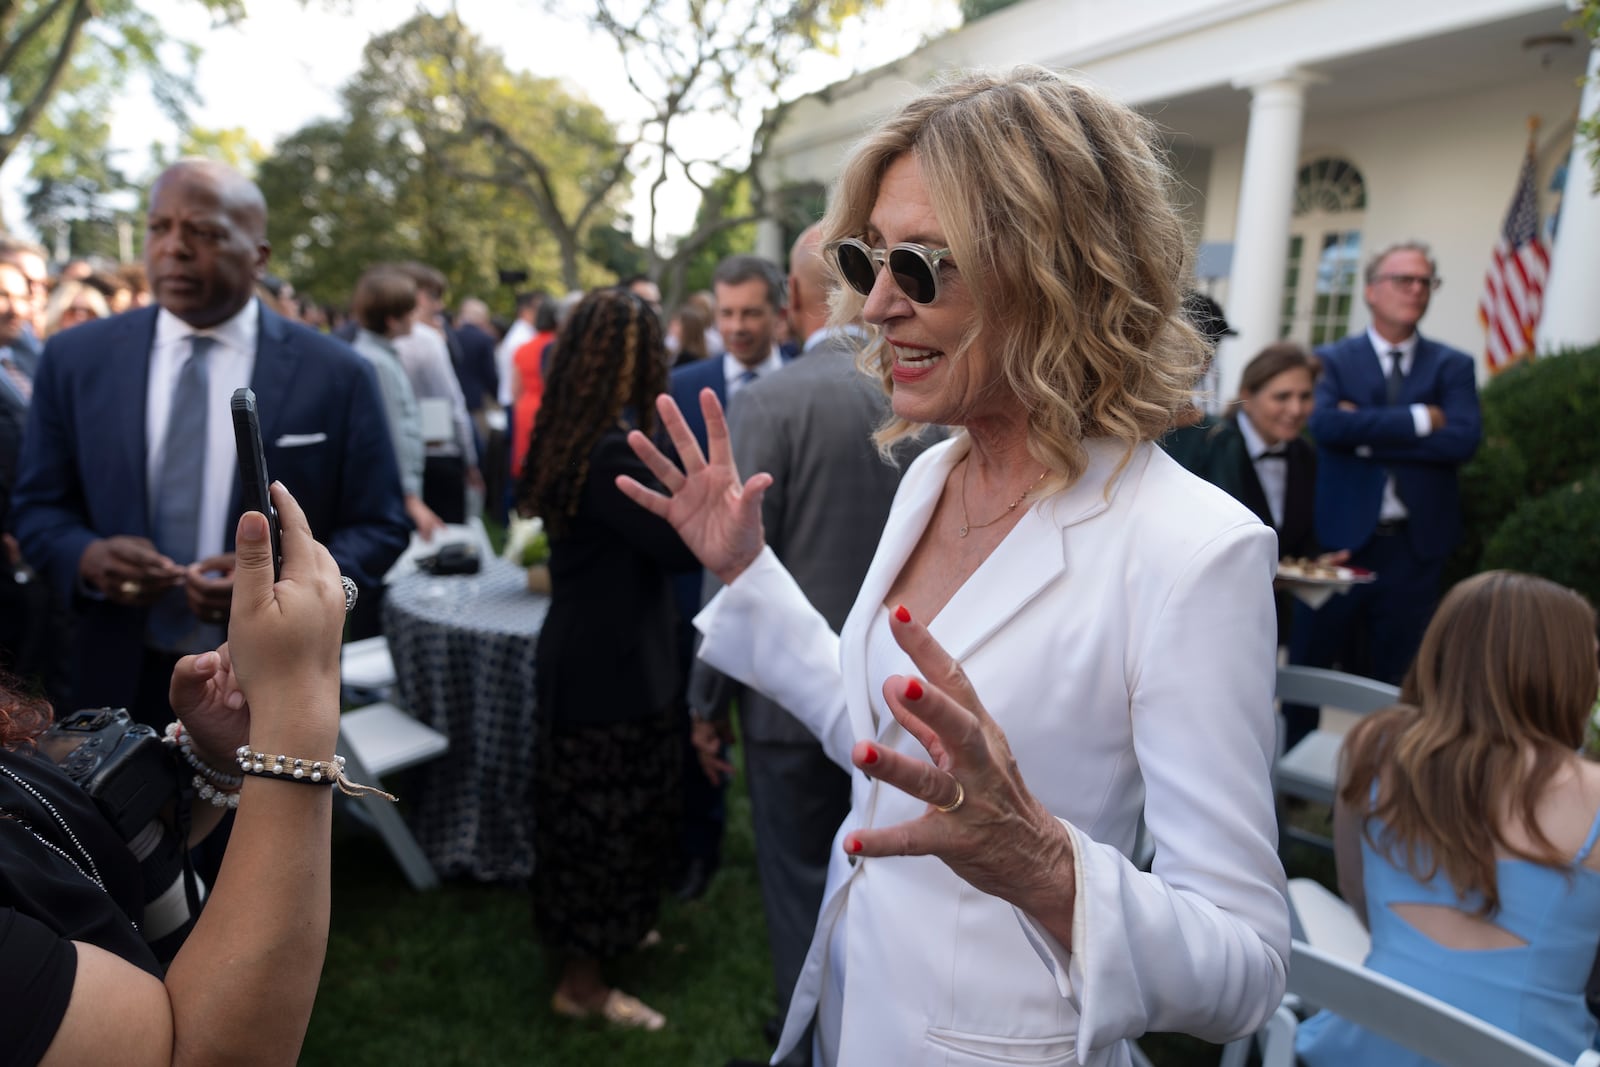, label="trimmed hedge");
[1482,474,1600,606]
[1452,344,1600,600]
